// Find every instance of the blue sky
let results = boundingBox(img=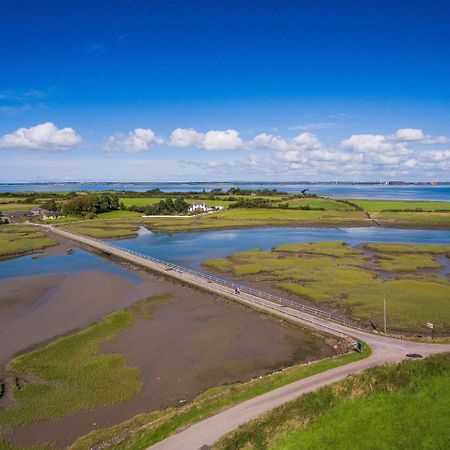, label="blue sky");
[1,0,450,182]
